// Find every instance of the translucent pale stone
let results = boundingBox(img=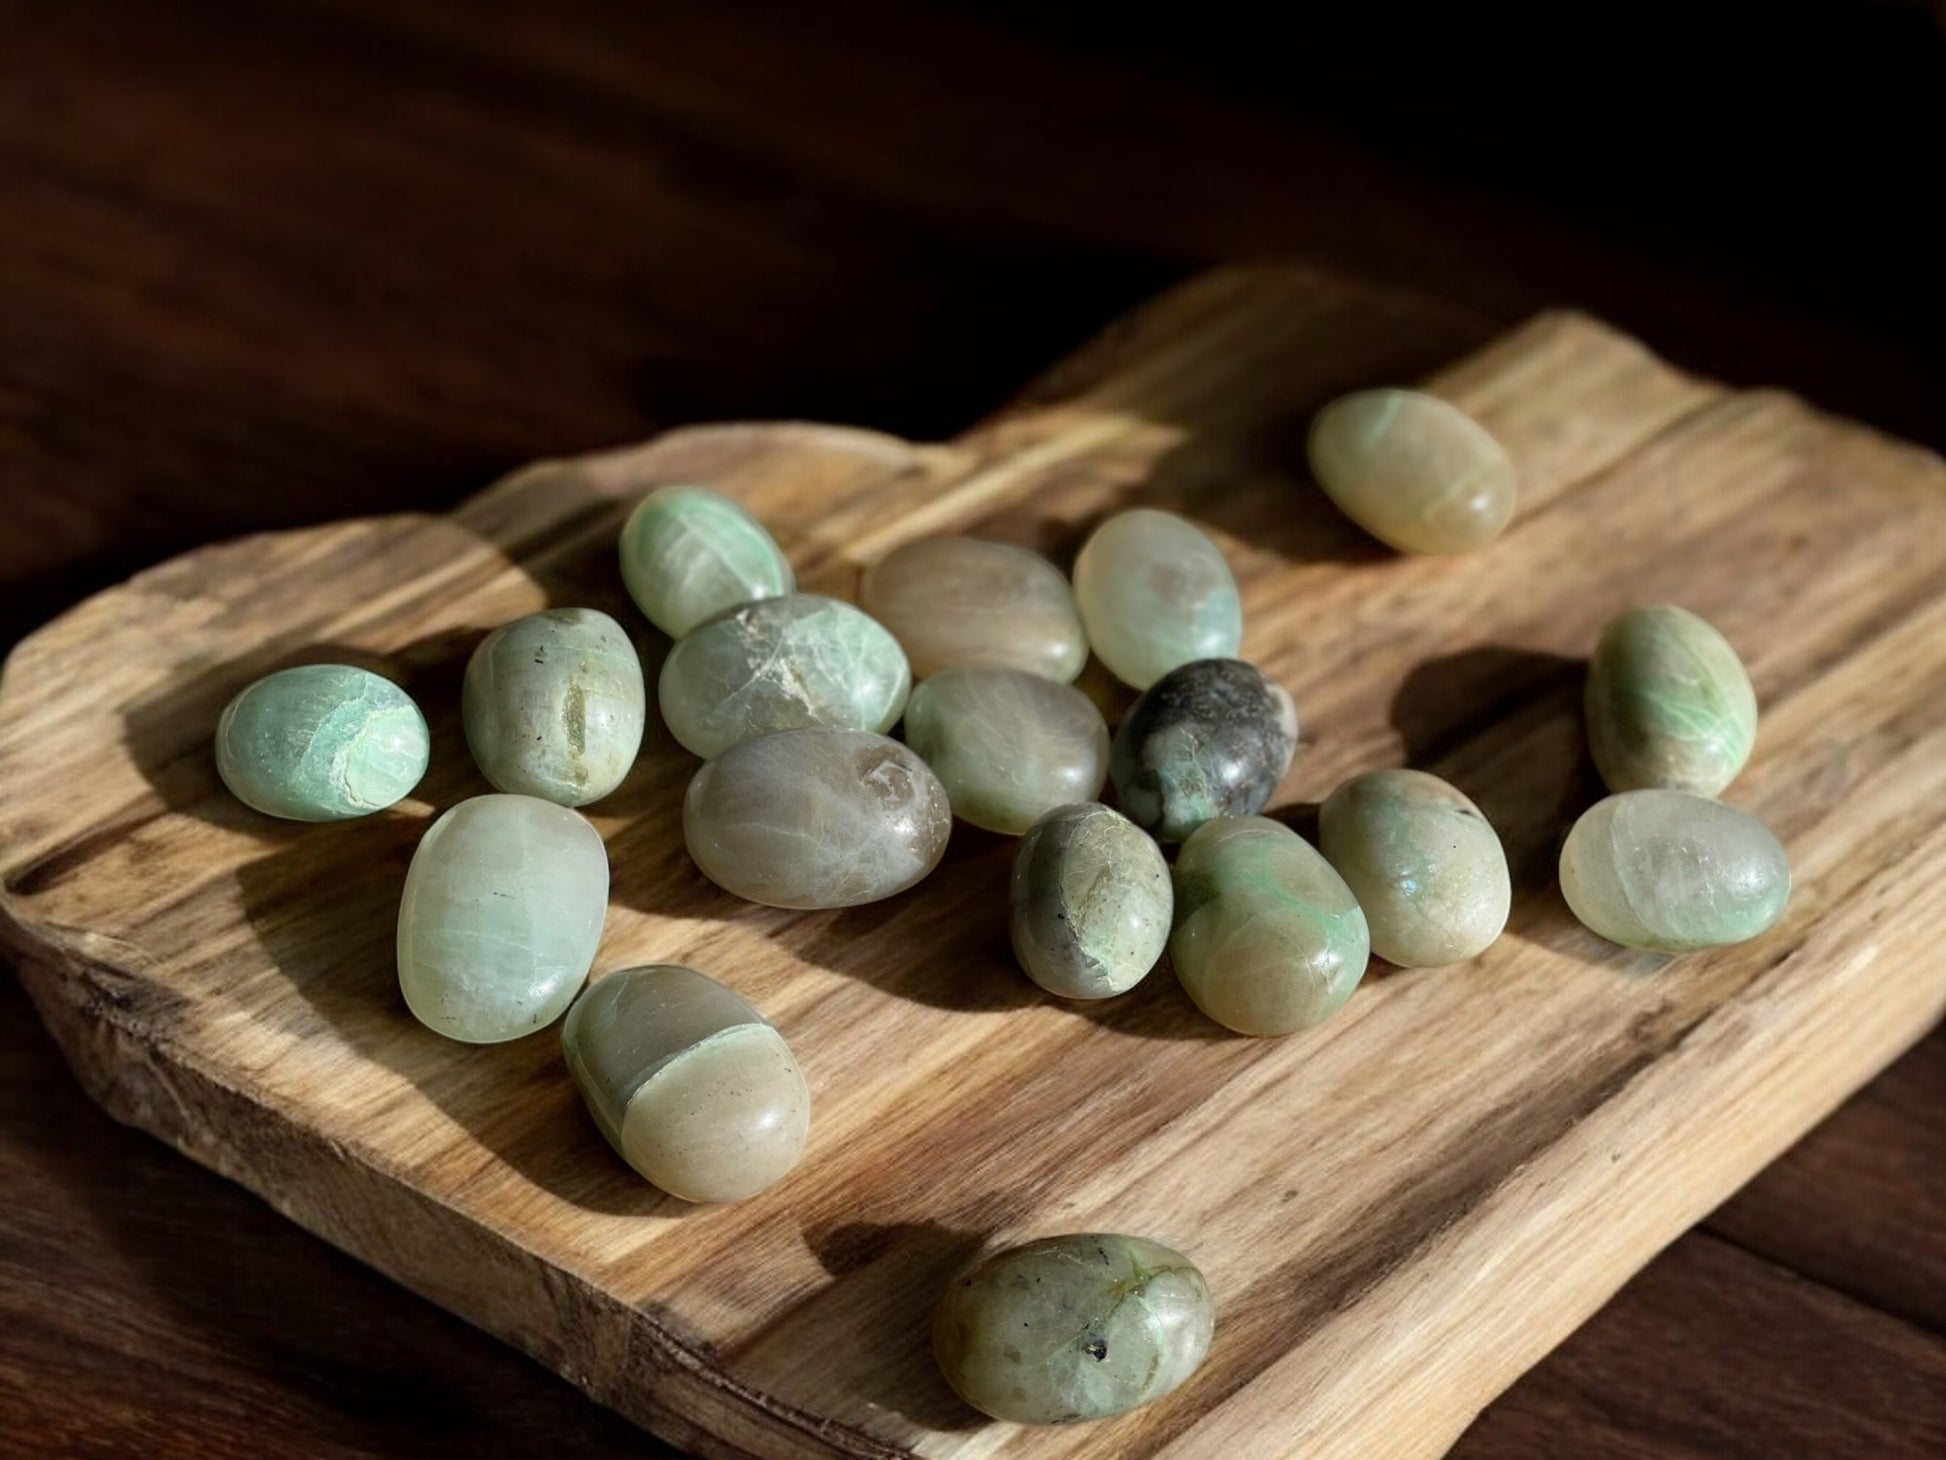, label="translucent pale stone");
[1307,388,1515,554]
[658,593,910,759]
[683,729,951,908]
[933,1233,1214,1425]
[461,608,646,807]
[1070,509,1242,690]
[561,965,810,1203]
[215,663,429,821]
[1109,658,1297,842]
[1319,769,1510,967]
[1171,815,1370,1036]
[858,536,1087,682]
[1010,803,1171,999]
[397,794,609,1043]
[1586,605,1757,796]
[903,667,1109,835]
[618,484,794,638]
[1559,789,1790,953]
